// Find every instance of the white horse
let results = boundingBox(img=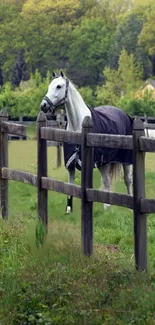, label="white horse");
[40,71,133,213]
